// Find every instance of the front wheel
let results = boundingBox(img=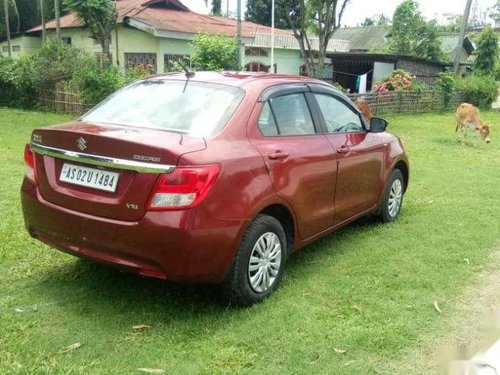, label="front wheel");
[380,169,405,223]
[223,214,287,306]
